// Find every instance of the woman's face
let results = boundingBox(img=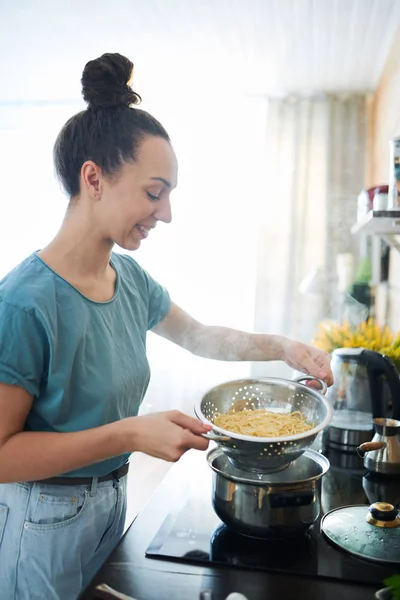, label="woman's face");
[87,136,178,251]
